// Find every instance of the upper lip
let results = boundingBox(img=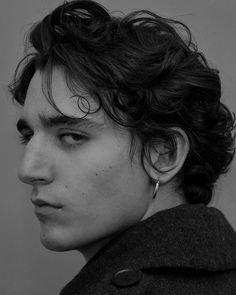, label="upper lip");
[31,198,61,208]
